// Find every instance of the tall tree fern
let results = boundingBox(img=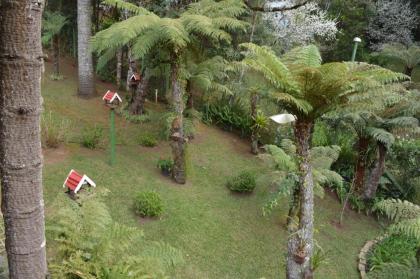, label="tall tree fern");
[239,42,408,278]
[91,0,247,184]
